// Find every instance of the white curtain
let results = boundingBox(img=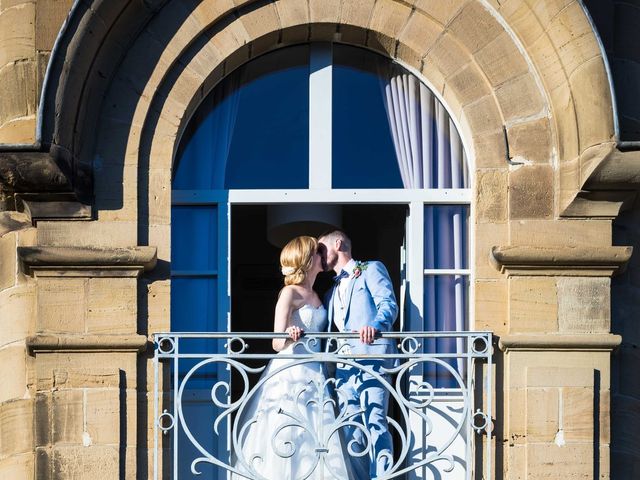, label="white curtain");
[379,66,469,386]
